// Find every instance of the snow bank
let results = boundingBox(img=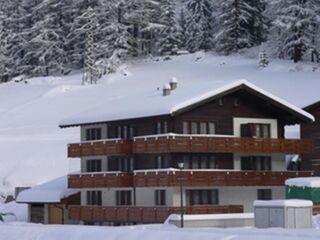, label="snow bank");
[16,176,78,203]
[254,200,313,207]
[166,213,254,221]
[0,202,28,222]
[1,221,320,240]
[285,177,320,188]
